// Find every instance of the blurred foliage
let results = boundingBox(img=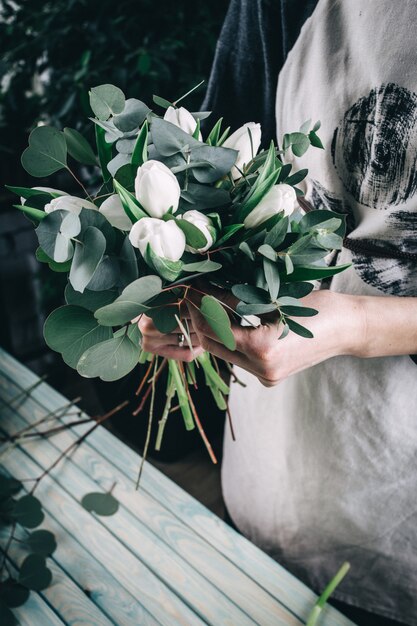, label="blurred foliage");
[0,0,227,189]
